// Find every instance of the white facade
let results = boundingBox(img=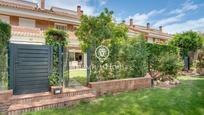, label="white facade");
[0,15,10,23]
[147,37,154,43]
